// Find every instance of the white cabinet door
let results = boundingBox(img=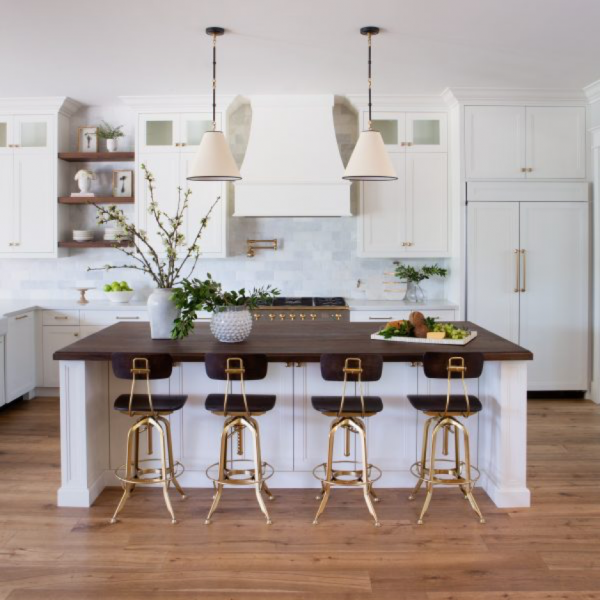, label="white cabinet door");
[467,202,520,343]
[179,155,226,257]
[369,112,406,152]
[12,152,54,253]
[0,115,13,153]
[526,107,586,179]
[42,326,80,387]
[406,113,447,152]
[13,115,52,154]
[358,153,407,257]
[0,336,5,407]
[0,152,14,253]
[405,153,448,255]
[6,312,35,401]
[179,113,217,150]
[465,106,526,179]
[137,152,181,250]
[139,114,180,153]
[519,202,589,390]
